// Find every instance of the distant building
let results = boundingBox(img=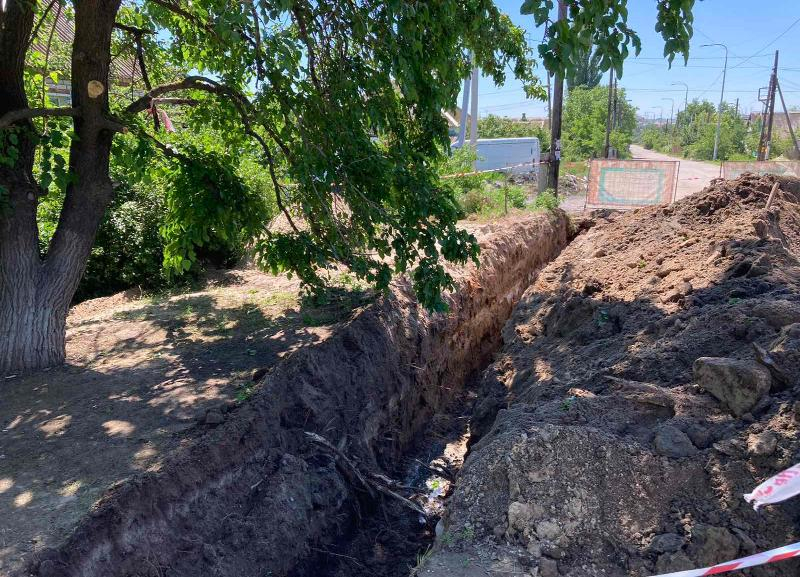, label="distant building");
[749,111,800,140]
[32,7,140,107]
